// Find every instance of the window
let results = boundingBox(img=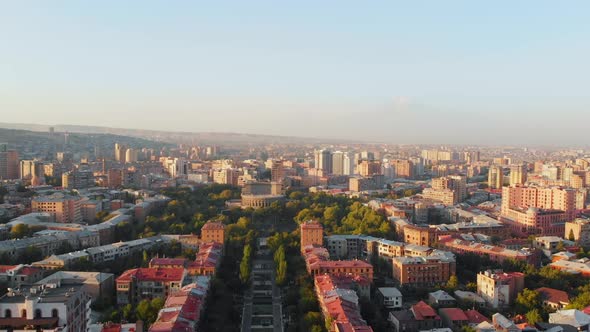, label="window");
[52,309,59,318]
[35,309,42,318]
[4,309,11,318]
[21,309,26,318]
